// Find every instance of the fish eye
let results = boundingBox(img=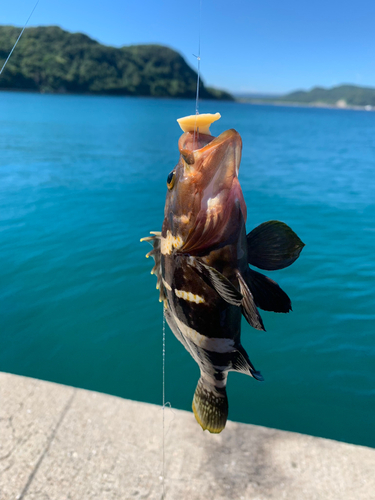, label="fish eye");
[167,170,176,190]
